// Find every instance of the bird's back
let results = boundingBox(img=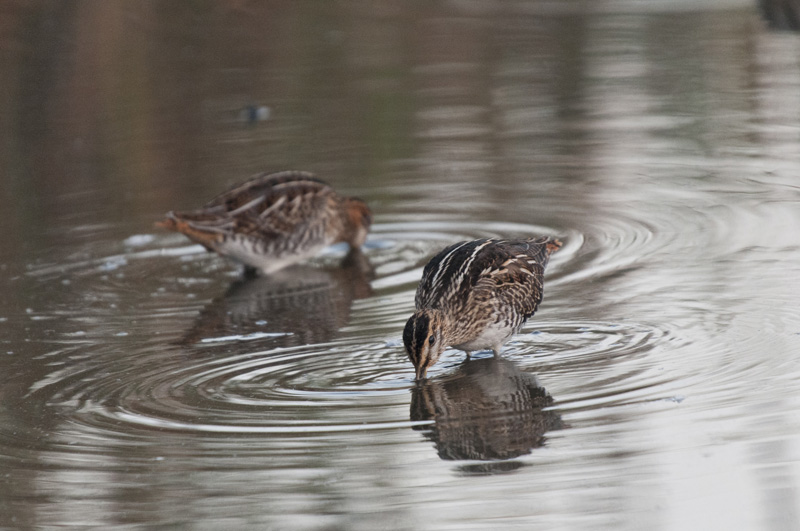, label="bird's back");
[202,171,332,216]
[159,172,337,249]
[415,236,561,314]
